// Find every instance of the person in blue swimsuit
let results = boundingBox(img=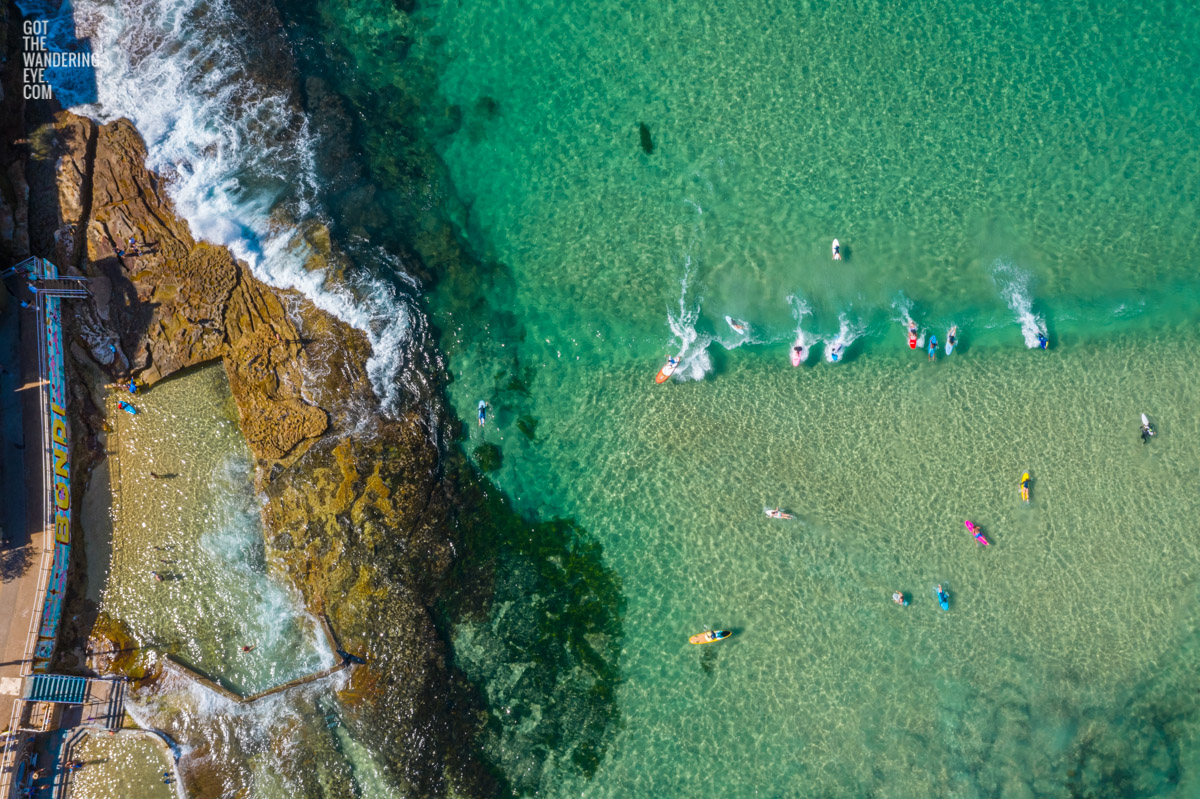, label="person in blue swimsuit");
[1037,332,1048,349]
[928,335,938,362]
[478,400,488,427]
